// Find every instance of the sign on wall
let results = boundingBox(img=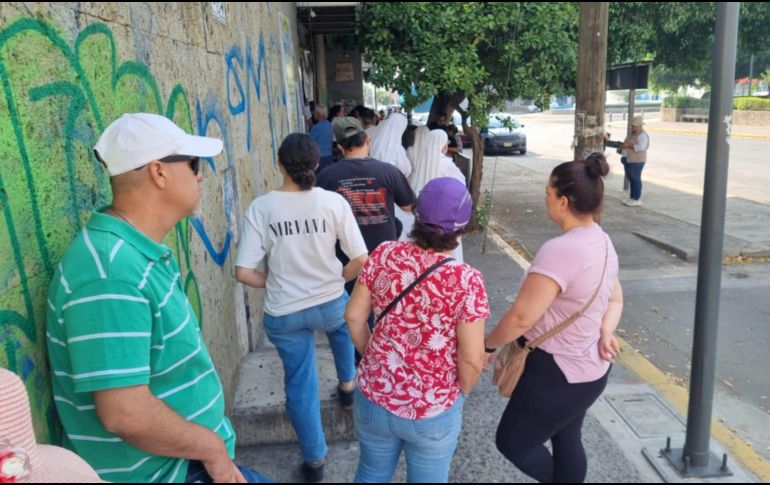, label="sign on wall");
[335,62,355,82]
[210,2,226,24]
